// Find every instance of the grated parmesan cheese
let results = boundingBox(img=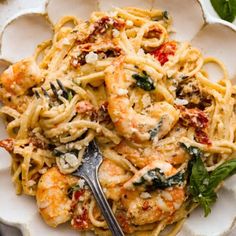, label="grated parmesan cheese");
[140,192,151,199]
[158,162,172,173]
[78,179,85,188]
[27,180,36,187]
[112,29,120,37]
[174,98,188,106]
[85,51,98,64]
[117,88,128,95]
[169,85,176,91]
[173,202,181,210]
[63,153,79,167]
[156,197,170,212]
[142,94,151,108]
[126,20,134,26]
[166,70,176,78]
[161,191,173,201]
[61,38,70,46]
[109,10,118,17]
[137,48,145,56]
[38,167,47,174]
